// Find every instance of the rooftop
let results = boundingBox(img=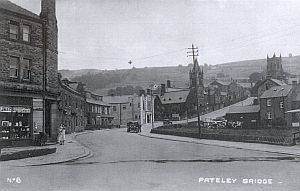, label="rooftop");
[260,85,293,99]
[159,90,190,104]
[227,105,260,114]
[103,95,135,104]
[0,0,40,19]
